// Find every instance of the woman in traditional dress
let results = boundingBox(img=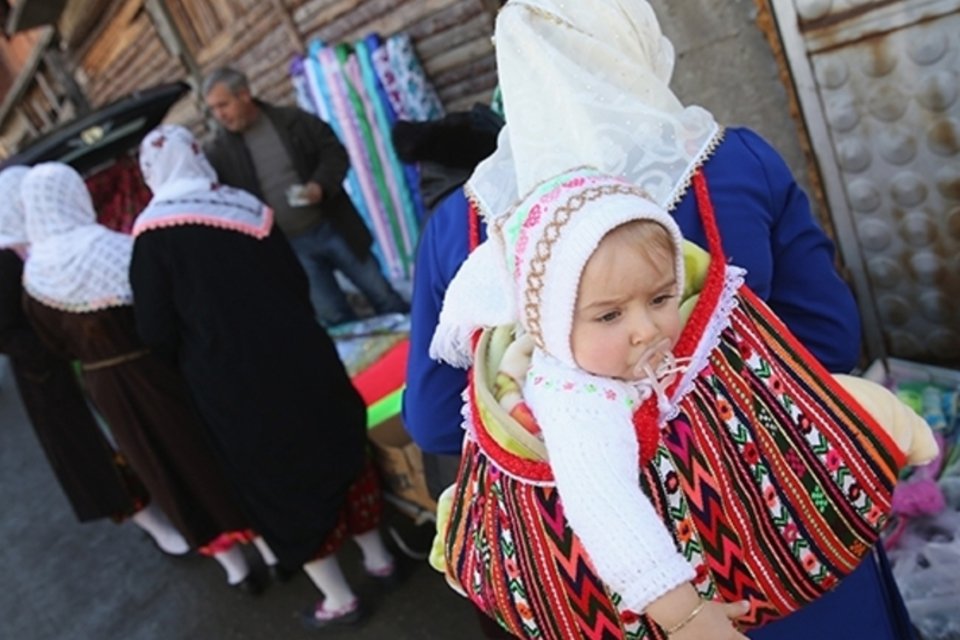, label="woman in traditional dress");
[413,1,915,638]
[0,166,186,547]
[131,125,396,629]
[20,162,261,592]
